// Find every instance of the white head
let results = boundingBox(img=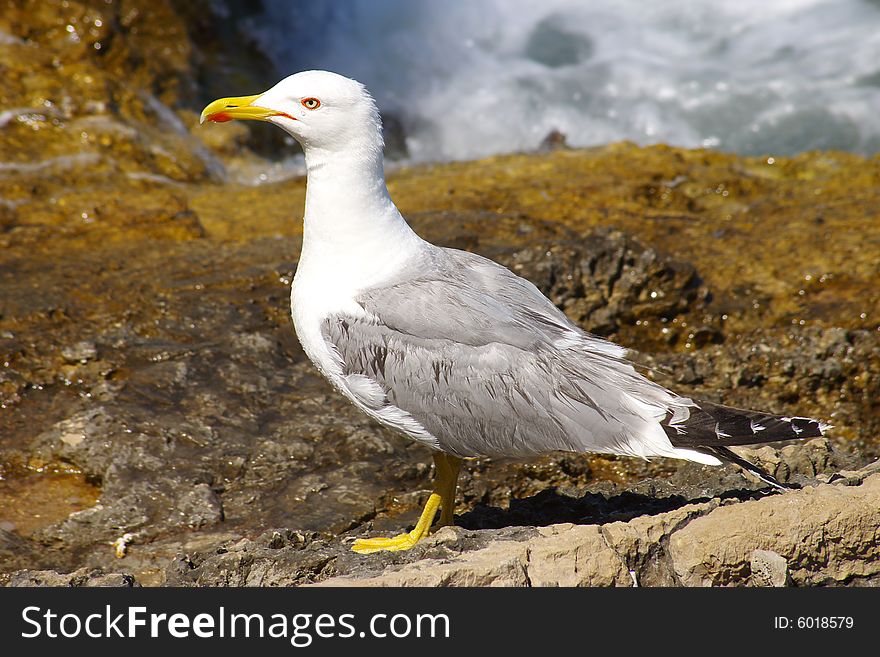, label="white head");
[201,70,384,161]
